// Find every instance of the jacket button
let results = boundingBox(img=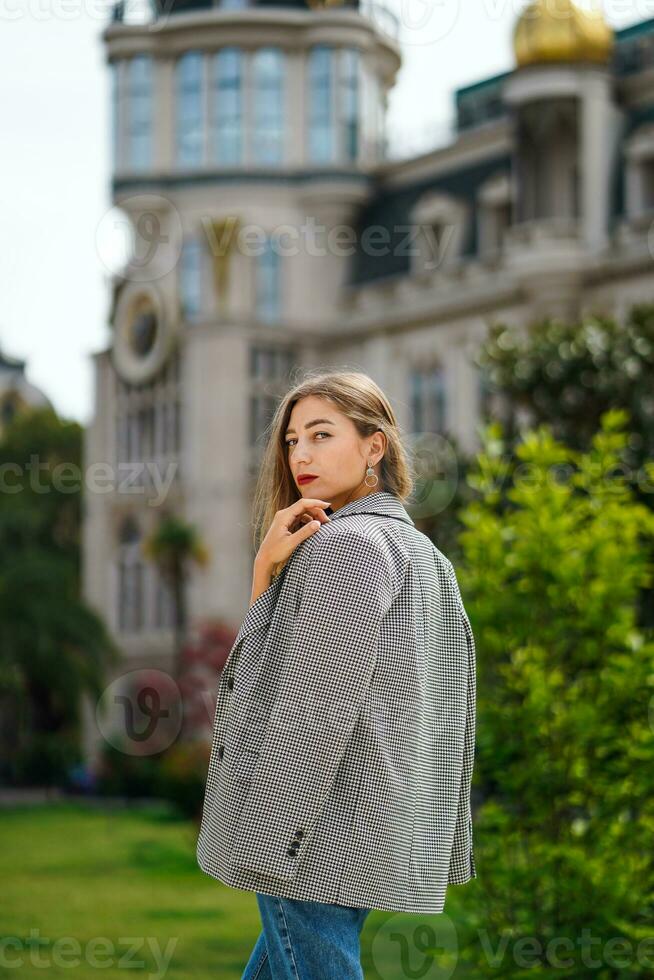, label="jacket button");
[293,829,304,839]
[227,677,234,690]
[218,745,224,760]
[287,846,298,857]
